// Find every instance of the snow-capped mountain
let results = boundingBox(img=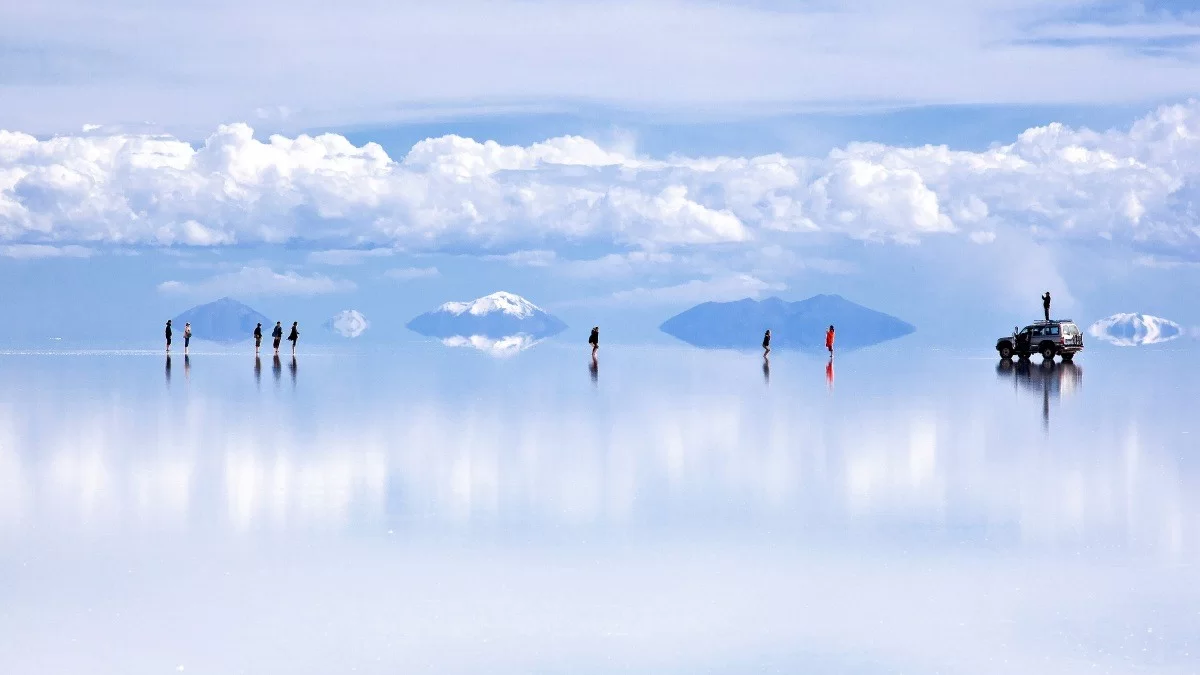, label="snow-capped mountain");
[407,292,567,340]
[325,310,369,338]
[439,291,540,318]
[1088,313,1183,346]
